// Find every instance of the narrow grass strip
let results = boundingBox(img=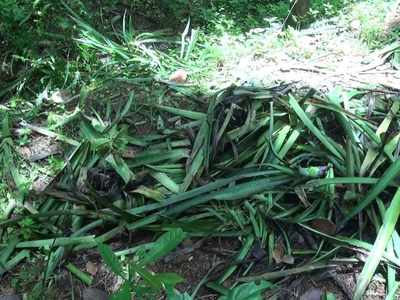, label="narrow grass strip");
[303,177,379,189]
[0,250,30,276]
[385,282,400,300]
[156,105,206,120]
[66,263,93,285]
[340,160,400,227]
[354,188,400,300]
[22,122,80,147]
[16,236,95,248]
[300,224,400,267]
[289,95,343,159]
[239,263,336,282]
